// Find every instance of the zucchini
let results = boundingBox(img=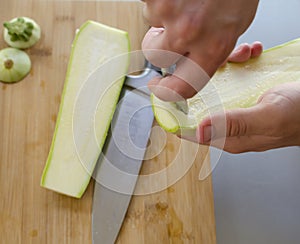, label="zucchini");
[3,17,41,49]
[41,21,130,198]
[152,38,300,136]
[0,47,31,83]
